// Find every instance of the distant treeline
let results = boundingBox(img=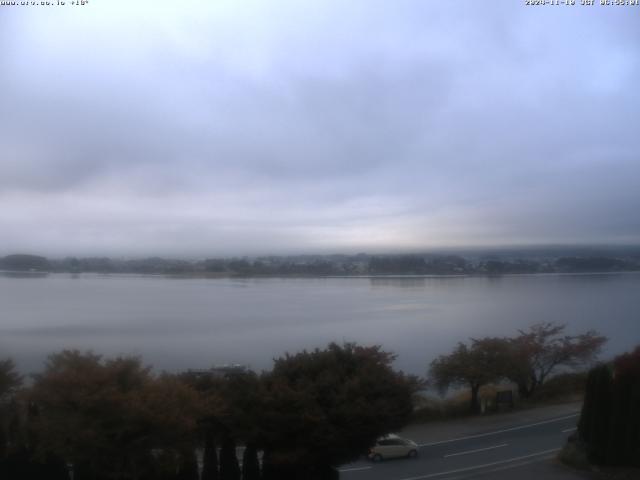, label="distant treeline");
[1,250,640,276]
